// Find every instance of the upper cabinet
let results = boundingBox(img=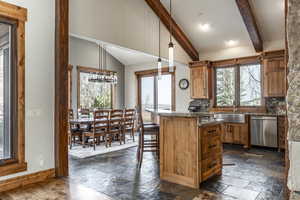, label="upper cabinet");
[263,51,286,97]
[189,61,212,99]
